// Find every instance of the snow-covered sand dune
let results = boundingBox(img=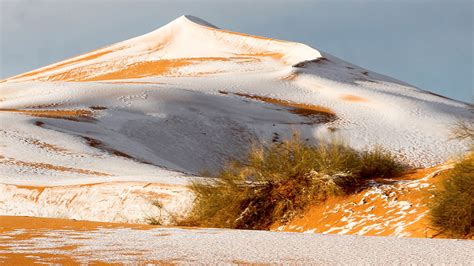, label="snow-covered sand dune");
[0,15,471,225]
